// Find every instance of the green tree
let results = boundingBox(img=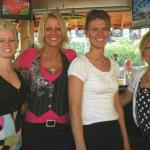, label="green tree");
[66,39,144,67]
[105,39,142,66]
